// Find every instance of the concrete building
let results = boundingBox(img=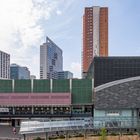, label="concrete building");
[57,71,73,79]
[30,75,36,79]
[10,64,30,79]
[0,79,93,127]
[82,6,108,78]
[40,37,63,79]
[0,50,10,79]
